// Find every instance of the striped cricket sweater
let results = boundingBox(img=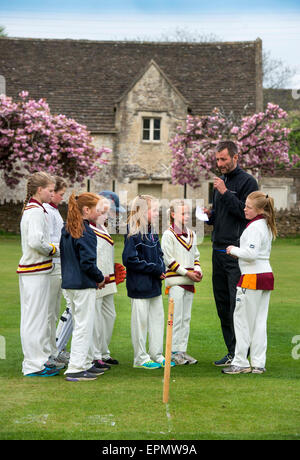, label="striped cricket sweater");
[17,199,58,275]
[161,226,202,288]
[90,223,117,298]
